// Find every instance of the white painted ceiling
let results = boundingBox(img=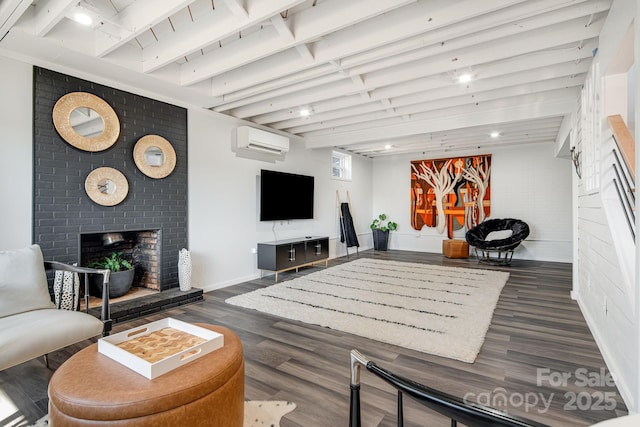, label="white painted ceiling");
[0,0,610,157]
